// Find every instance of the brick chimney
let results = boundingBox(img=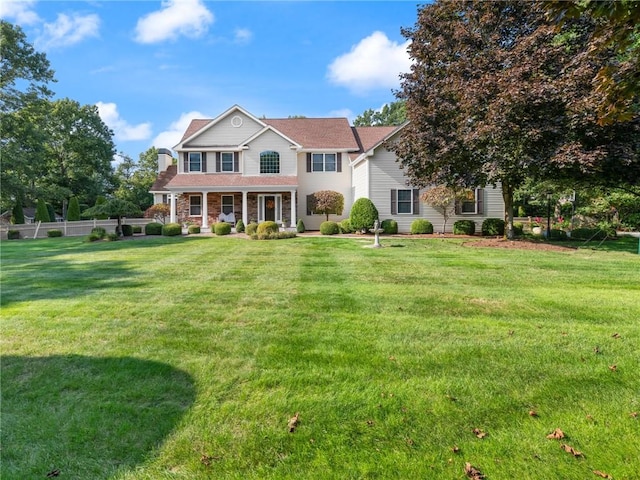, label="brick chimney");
[157,148,173,172]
